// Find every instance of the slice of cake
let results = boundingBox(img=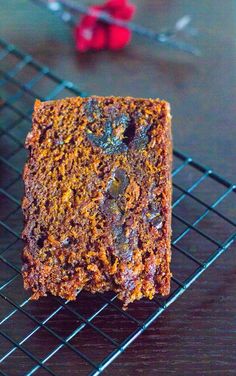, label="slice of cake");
[22,96,172,308]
